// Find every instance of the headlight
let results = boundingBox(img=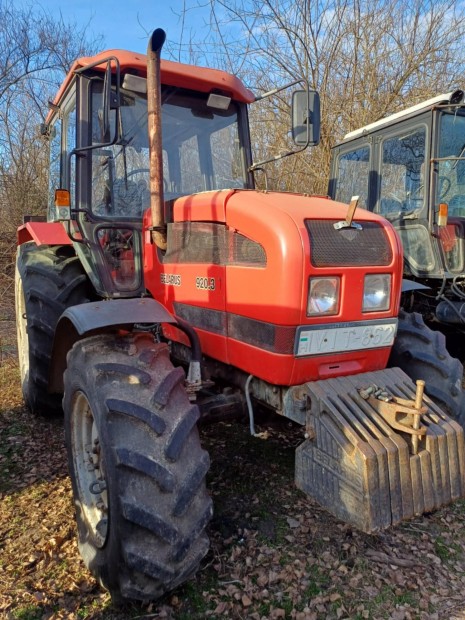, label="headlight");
[307,277,340,316]
[363,274,391,312]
